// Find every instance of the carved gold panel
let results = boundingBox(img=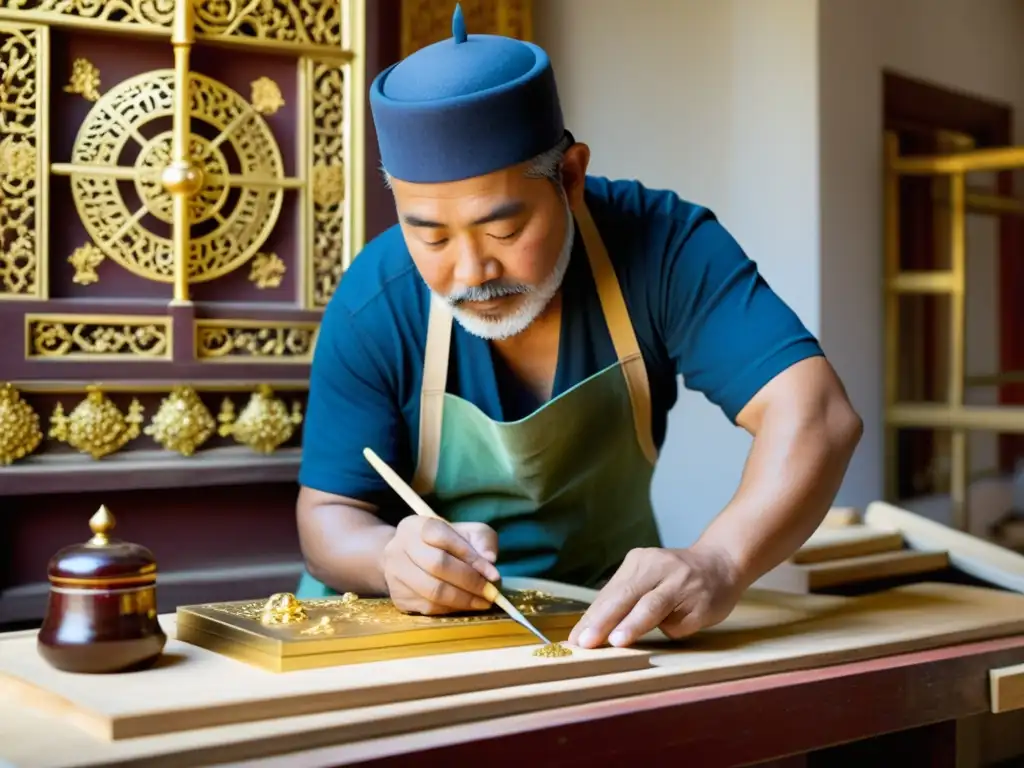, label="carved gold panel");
[0,23,49,301]
[25,313,173,360]
[0,0,366,310]
[300,57,353,309]
[193,319,319,364]
[58,70,290,286]
[0,0,346,54]
[401,0,532,57]
[176,587,586,670]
